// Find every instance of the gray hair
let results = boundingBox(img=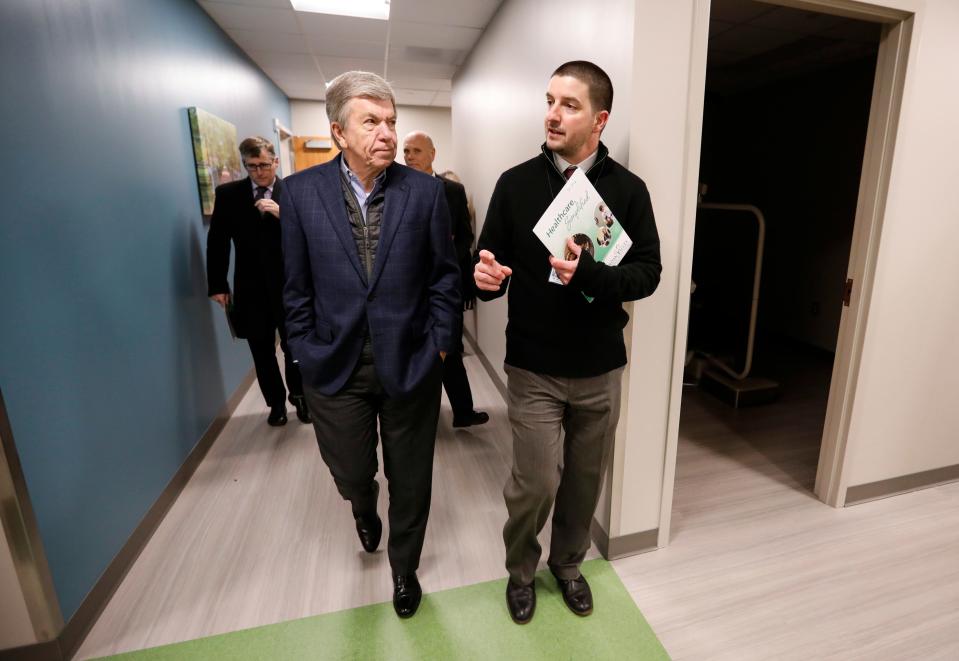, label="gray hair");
[238,136,275,159]
[325,71,396,129]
